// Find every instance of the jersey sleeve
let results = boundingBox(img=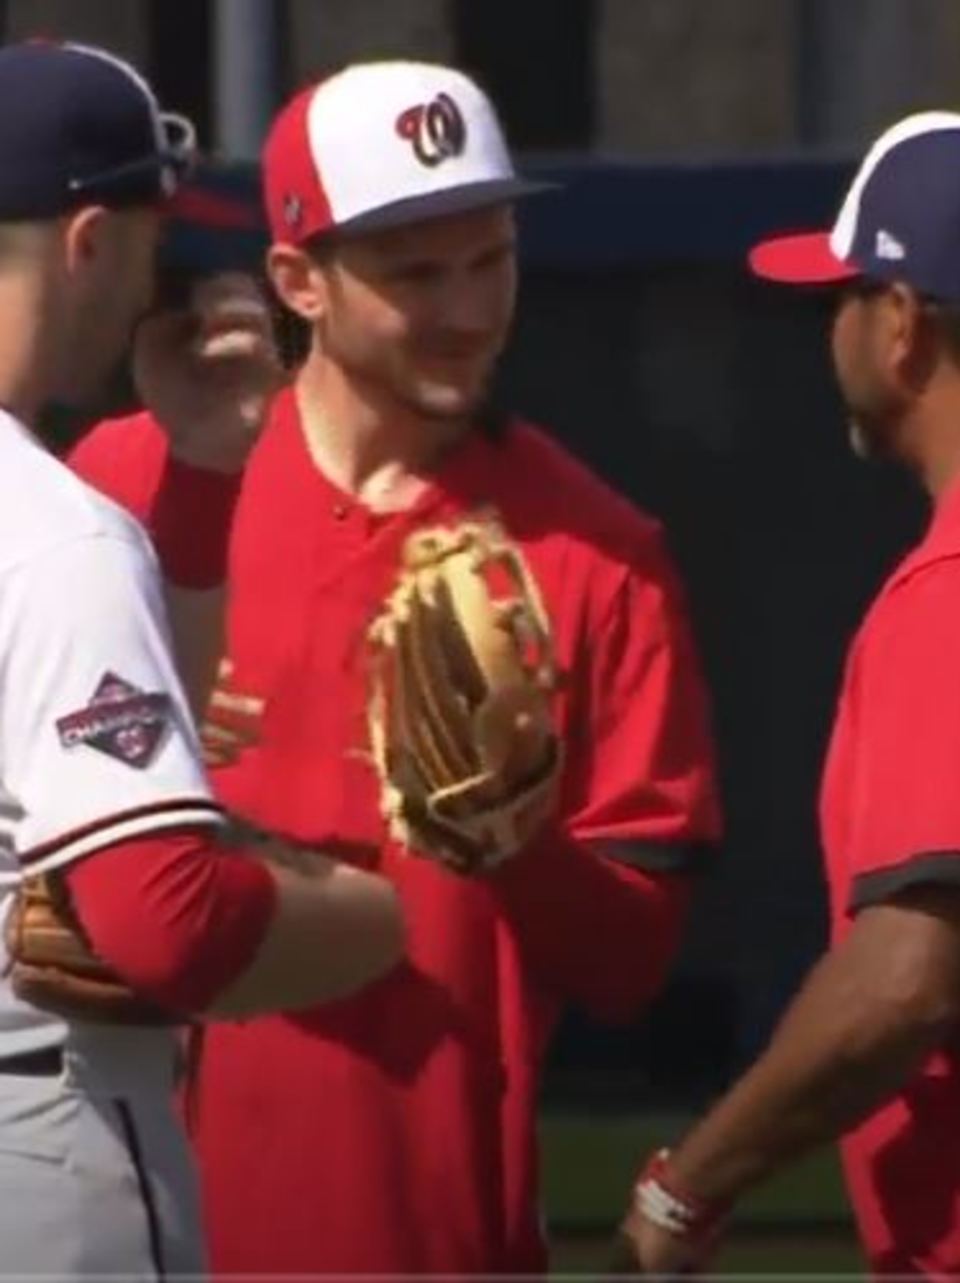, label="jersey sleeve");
[0,530,222,882]
[66,412,167,524]
[487,534,721,1021]
[561,539,721,869]
[841,561,960,910]
[70,413,240,589]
